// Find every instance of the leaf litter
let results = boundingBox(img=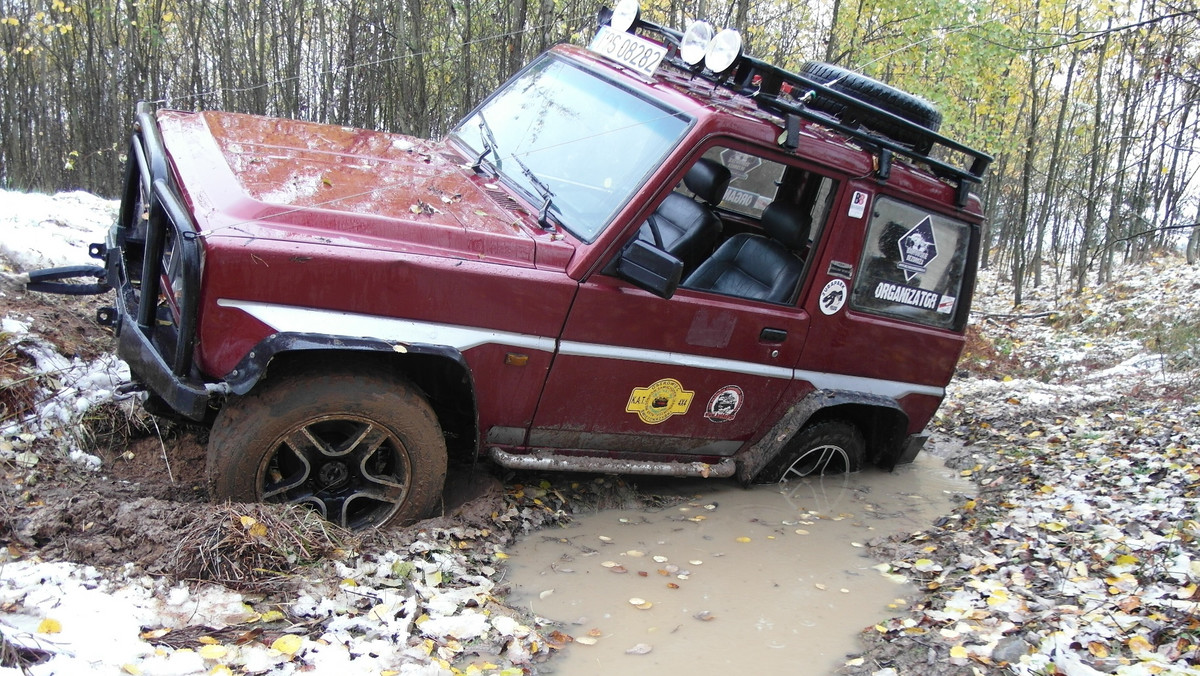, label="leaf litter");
[841,257,1200,676]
